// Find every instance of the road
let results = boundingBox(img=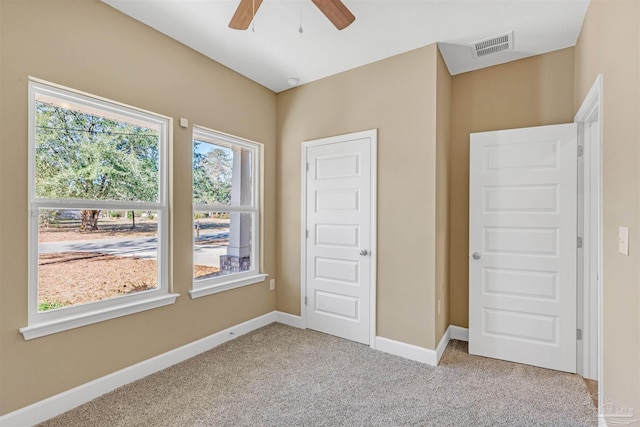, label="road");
[39,229,229,268]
